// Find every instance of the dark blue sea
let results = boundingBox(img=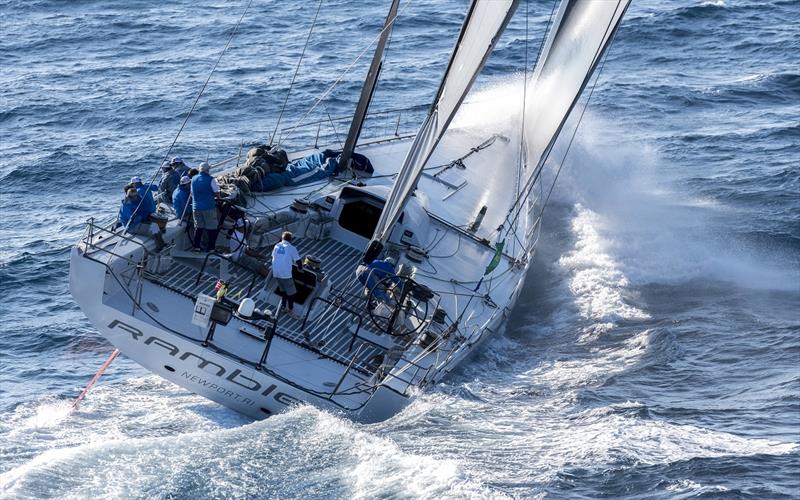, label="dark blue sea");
[1,0,798,498]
